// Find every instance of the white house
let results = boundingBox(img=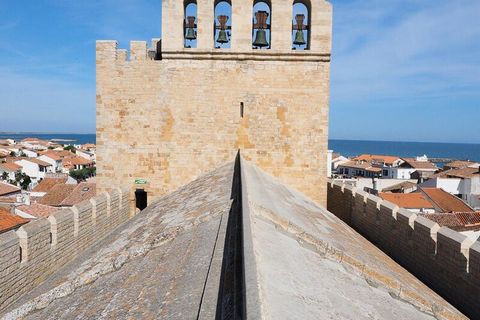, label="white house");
[76,149,96,162]
[0,163,22,181]
[330,152,349,174]
[21,149,40,158]
[15,158,54,181]
[38,154,63,173]
[420,167,480,210]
